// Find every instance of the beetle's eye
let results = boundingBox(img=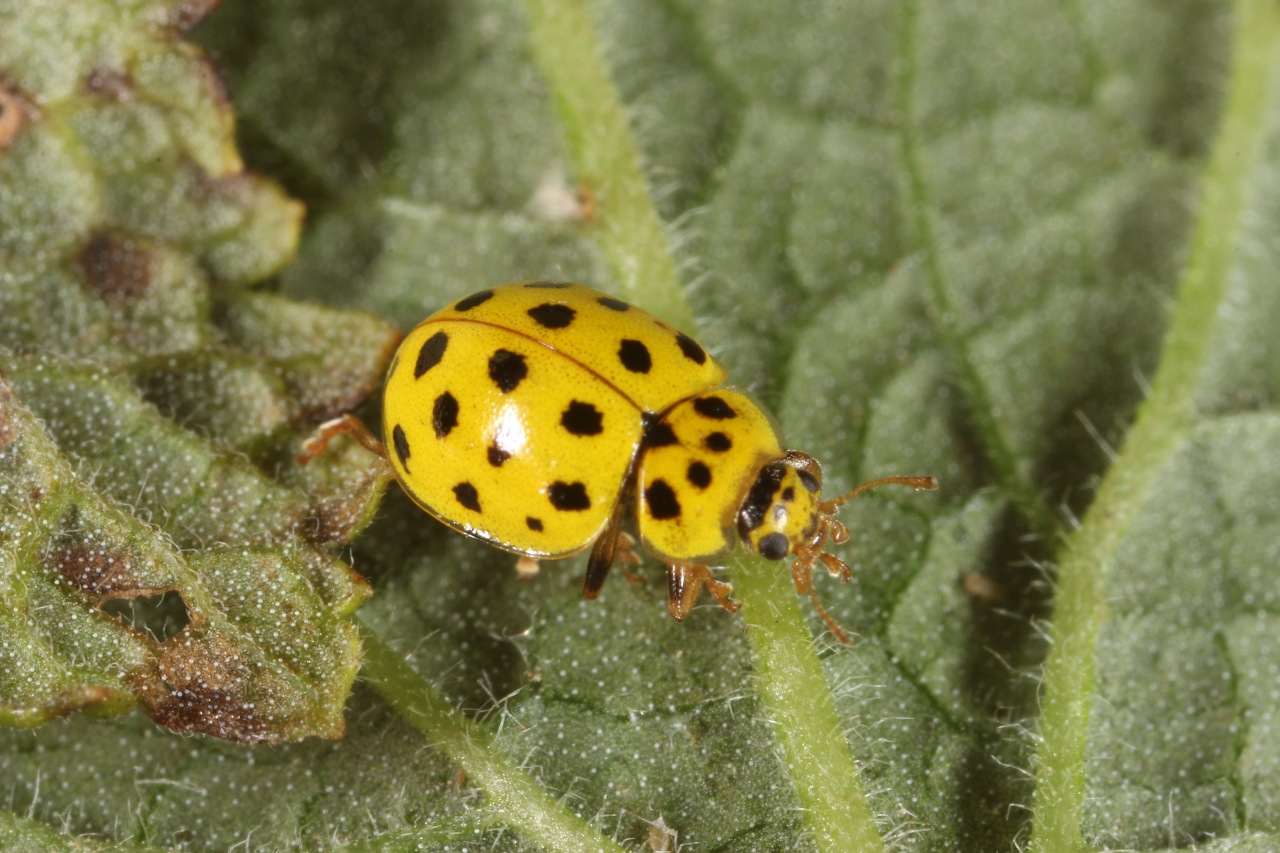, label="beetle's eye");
[758,532,789,560]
